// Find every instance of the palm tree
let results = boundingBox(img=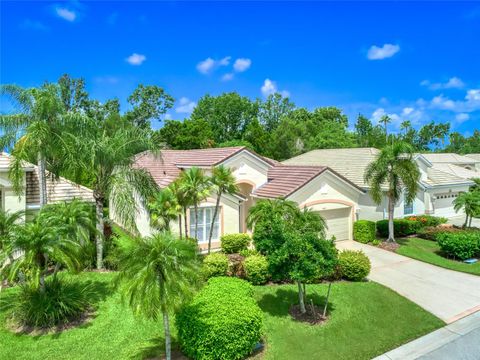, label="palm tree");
[207,165,239,253]
[380,115,391,142]
[148,187,181,232]
[453,191,480,228]
[3,216,81,292]
[0,84,65,207]
[115,232,200,360]
[400,120,411,136]
[0,210,24,290]
[247,198,300,230]
[179,167,210,242]
[364,142,420,243]
[168,180,189,238]
[61,116,159,269]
